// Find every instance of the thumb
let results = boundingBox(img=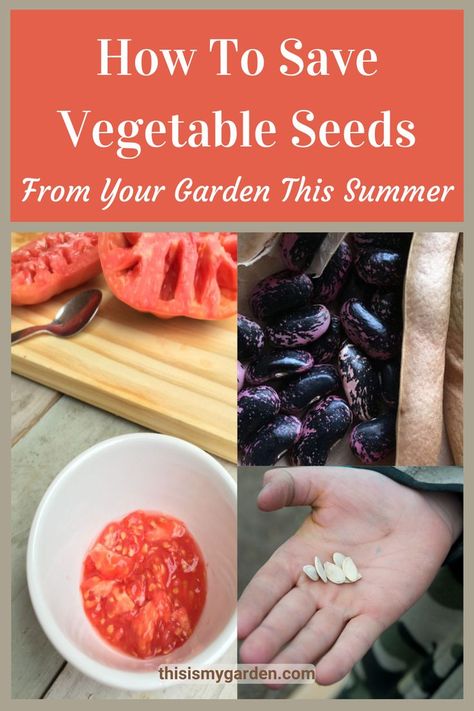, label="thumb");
[257,466,342,512]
